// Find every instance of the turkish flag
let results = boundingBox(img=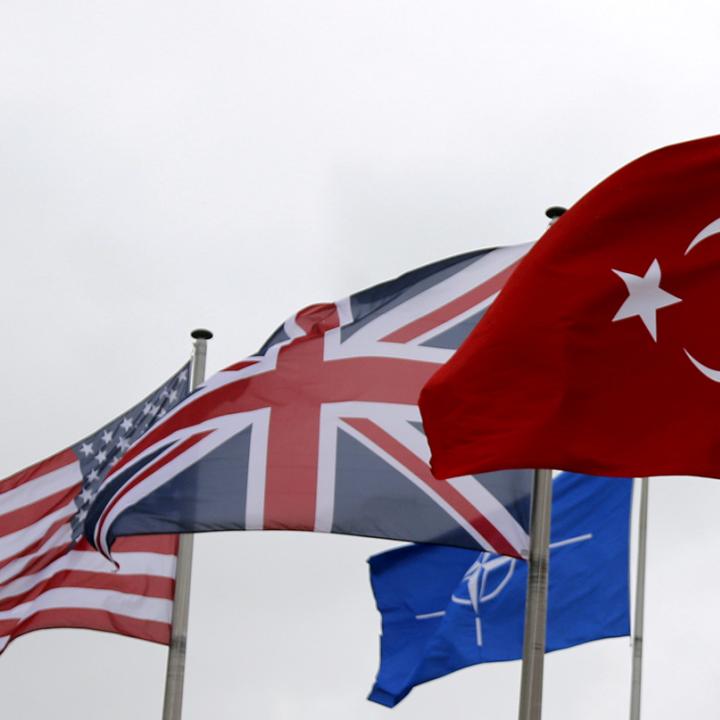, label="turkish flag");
[420,135,720,479]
